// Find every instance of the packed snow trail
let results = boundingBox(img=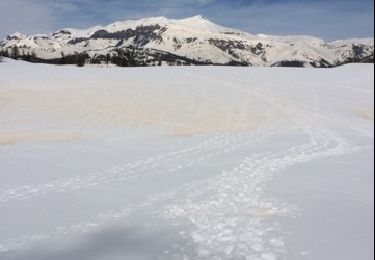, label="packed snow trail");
[0,60,373,260]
